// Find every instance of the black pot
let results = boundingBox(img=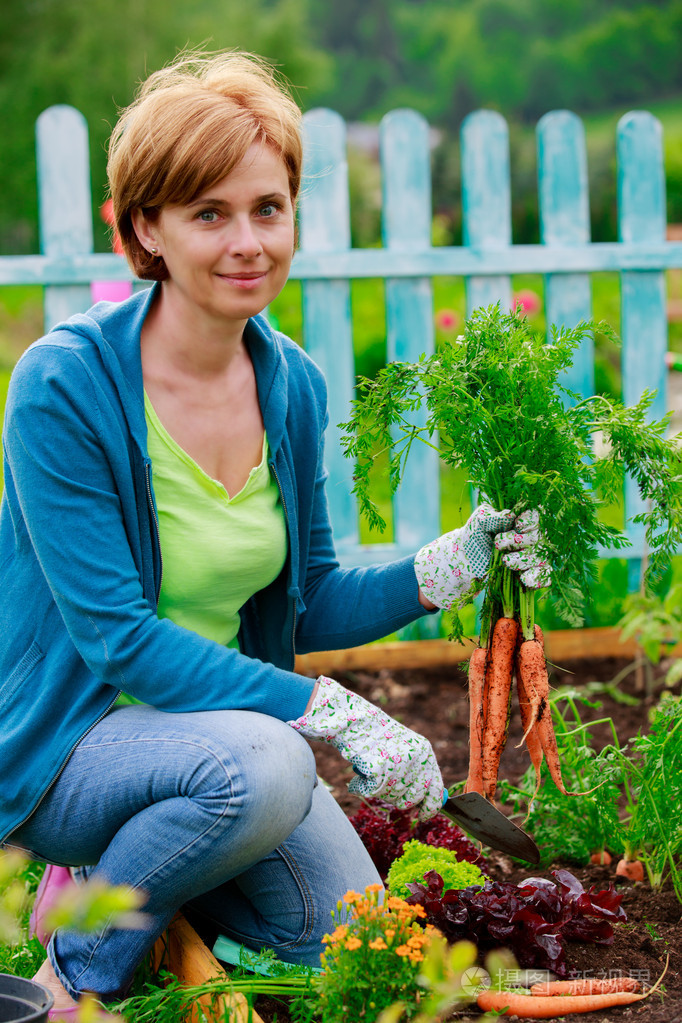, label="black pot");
[0,975,53,1023]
